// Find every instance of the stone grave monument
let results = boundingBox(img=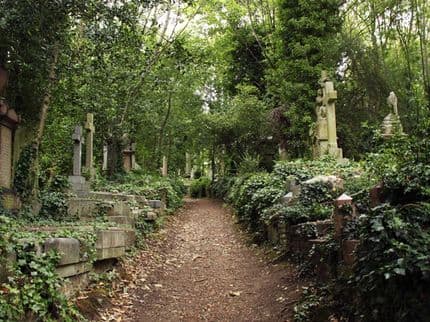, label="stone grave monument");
[69,126,89,196]
[84,113,95,180]
[381,91,403,138]
[0,67,22,210]
[162,156,168,177]
[122,141,137,172]
[313,70,343,159]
